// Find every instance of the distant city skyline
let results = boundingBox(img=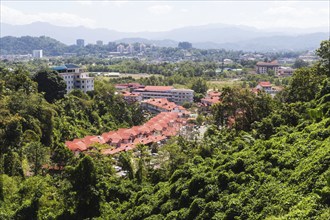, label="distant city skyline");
[1,0,329,32]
